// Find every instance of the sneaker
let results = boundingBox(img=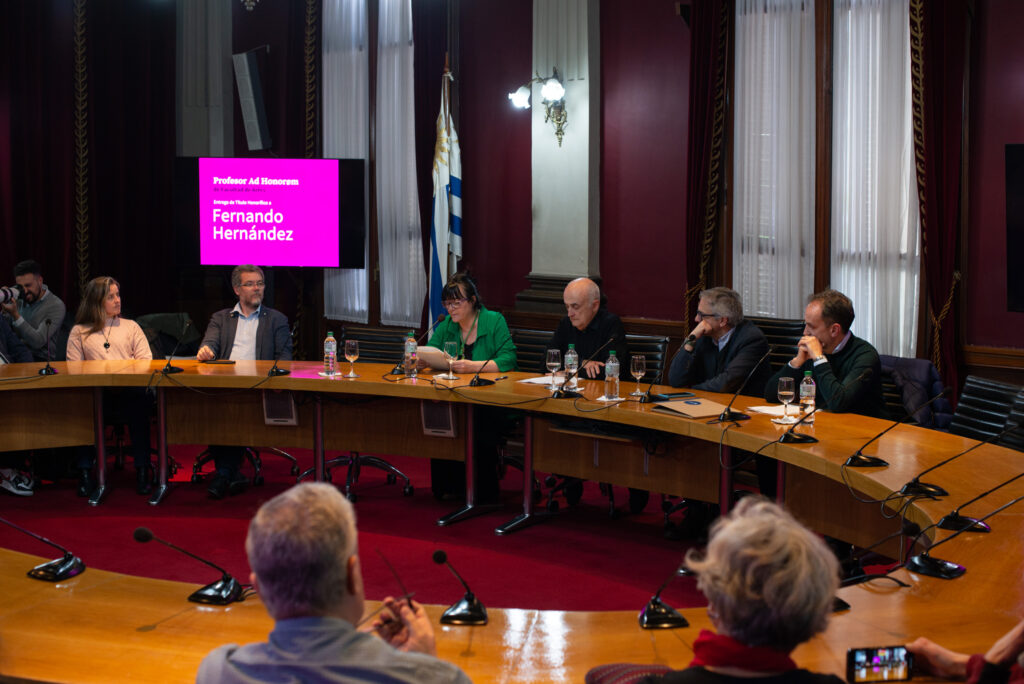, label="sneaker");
[0,468,34,497]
